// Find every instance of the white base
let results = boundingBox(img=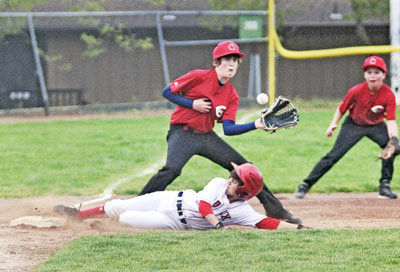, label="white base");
[10,216,67,228]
